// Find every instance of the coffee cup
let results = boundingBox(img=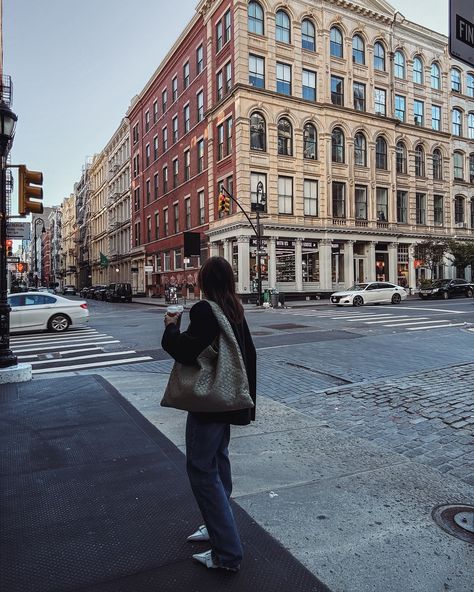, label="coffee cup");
[166,305,184,327]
